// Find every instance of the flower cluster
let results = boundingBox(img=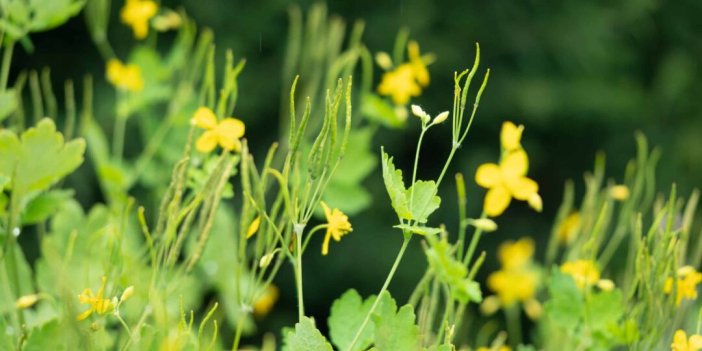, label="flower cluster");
[120,0,158,40]
[377,41,430,106]
[475,122,542,217]
[482,237,542,319]
[664,266,702,306]
[672,330,702,351]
